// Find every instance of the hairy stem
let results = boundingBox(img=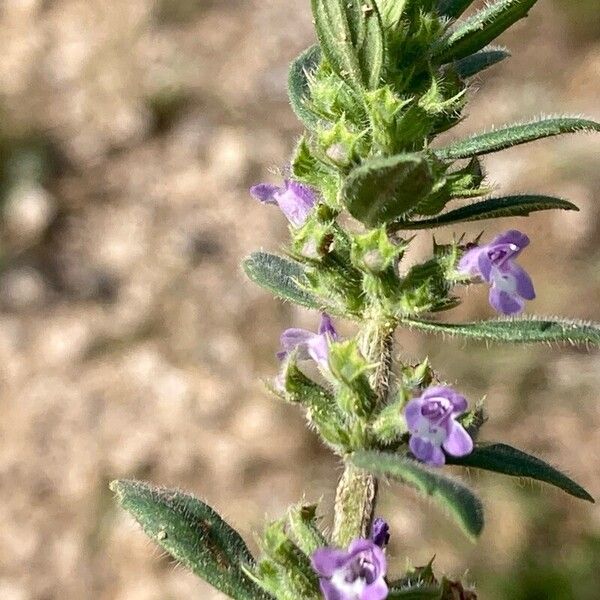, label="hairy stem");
[332,320,396,546]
